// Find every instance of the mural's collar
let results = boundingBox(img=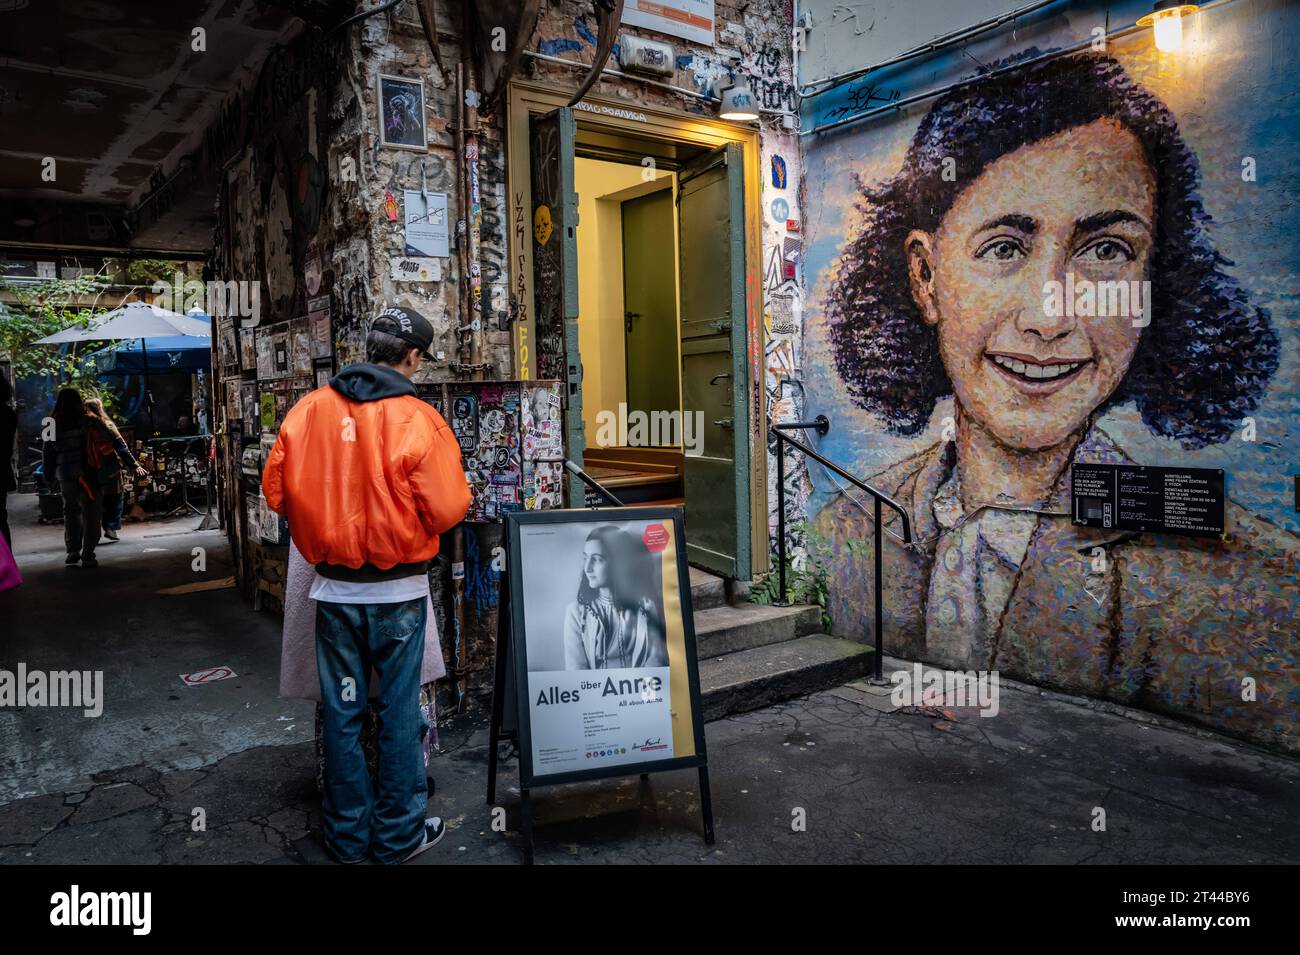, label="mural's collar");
[905,420,1136,546]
